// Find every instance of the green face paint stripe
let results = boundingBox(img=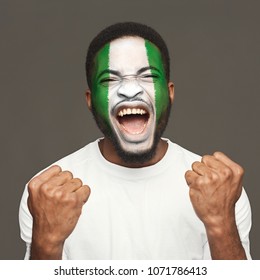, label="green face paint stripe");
[91,43,110,125]
[145,40,169,123]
